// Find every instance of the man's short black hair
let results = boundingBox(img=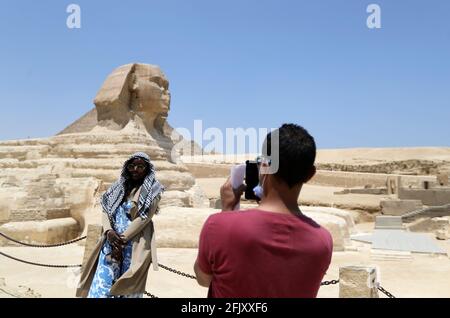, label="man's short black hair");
[263,123,316,188]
